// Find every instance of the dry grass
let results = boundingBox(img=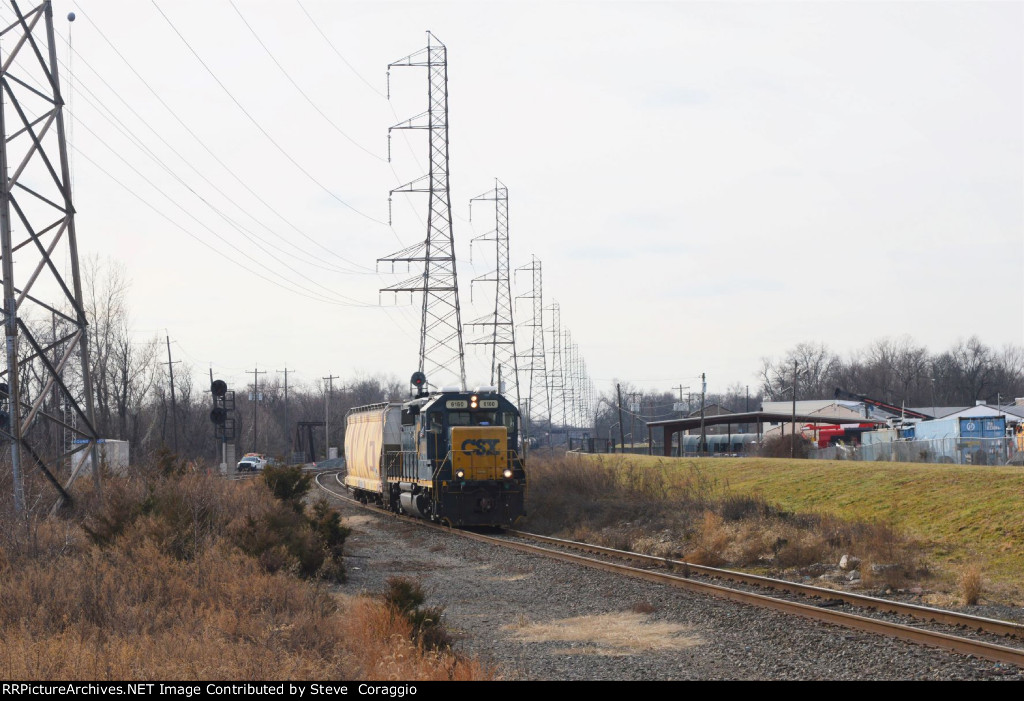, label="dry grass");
[525,454,920,585]
[0,469,494,681]
[958,564,984,606]
[506,612,701,656]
